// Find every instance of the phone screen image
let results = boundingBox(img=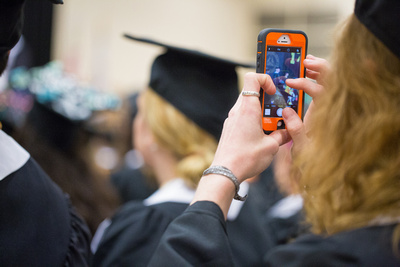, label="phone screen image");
[263,46,302,119]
